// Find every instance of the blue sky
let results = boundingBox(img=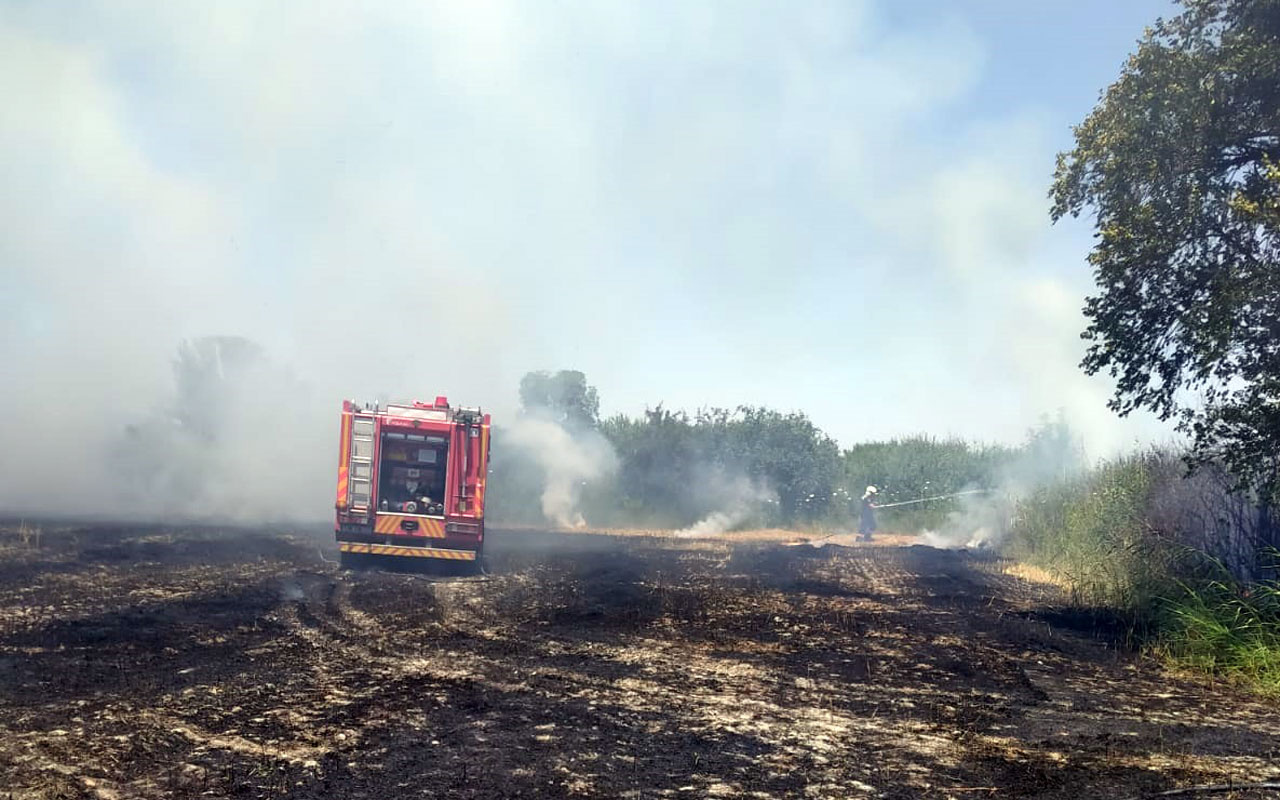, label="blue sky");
[1,0,1181,511]
[894,0,1170,118]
